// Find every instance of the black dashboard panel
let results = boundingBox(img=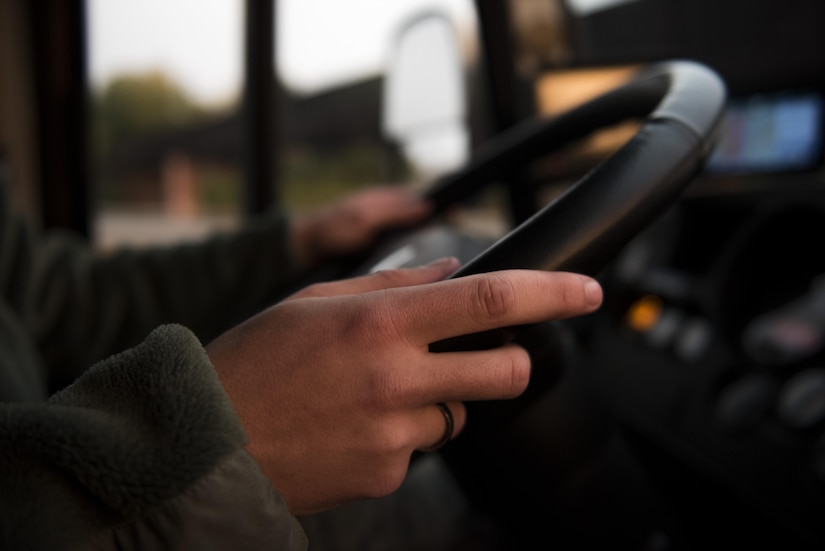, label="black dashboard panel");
[446,1,825,548]
[583,161,825,547]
